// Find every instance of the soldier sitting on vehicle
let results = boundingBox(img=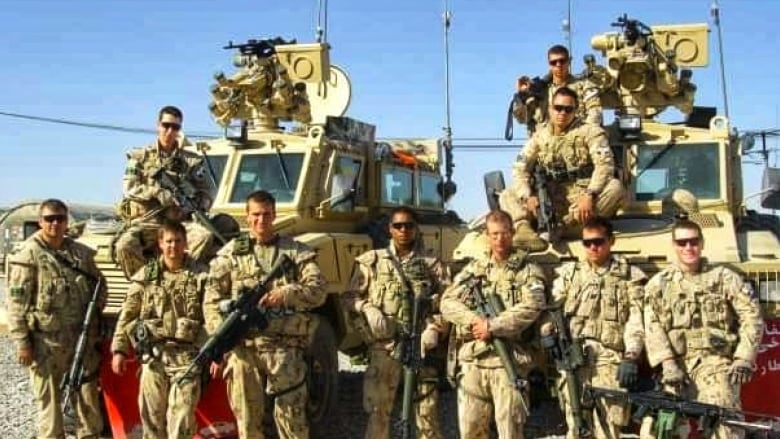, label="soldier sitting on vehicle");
[114,105,215,279]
